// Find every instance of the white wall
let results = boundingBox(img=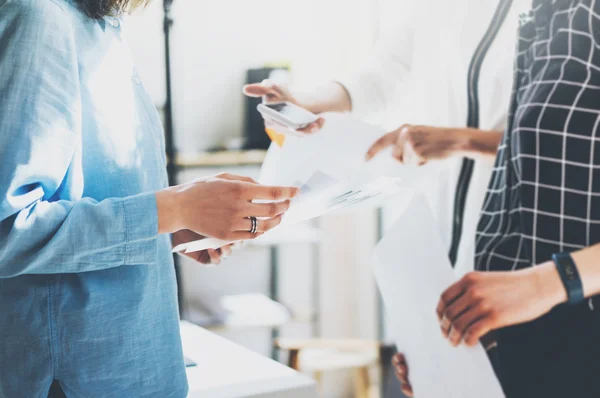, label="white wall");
[124,0,379,151]
[122,2,166,105]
